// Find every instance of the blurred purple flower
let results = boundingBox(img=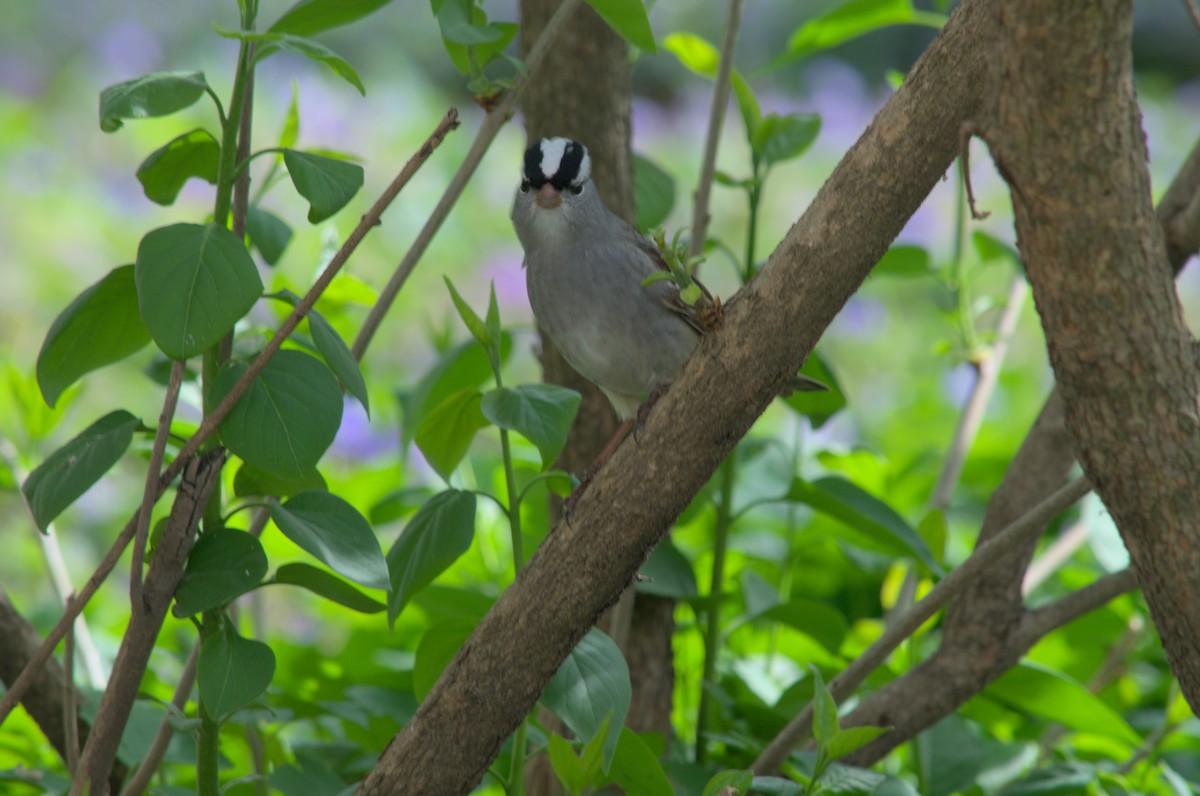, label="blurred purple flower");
[942,362,976,406]
[803,59,883,149]
[331,398,399,461]
[478,247,530,321]
[829,295,886,339]
[95,21,162,78]
[0,55,43,97]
